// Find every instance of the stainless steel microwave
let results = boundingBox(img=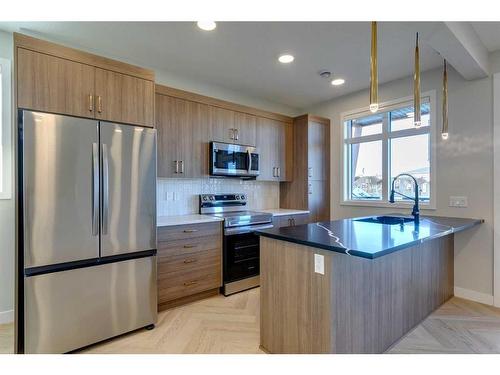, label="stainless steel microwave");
[209,141,259,178]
